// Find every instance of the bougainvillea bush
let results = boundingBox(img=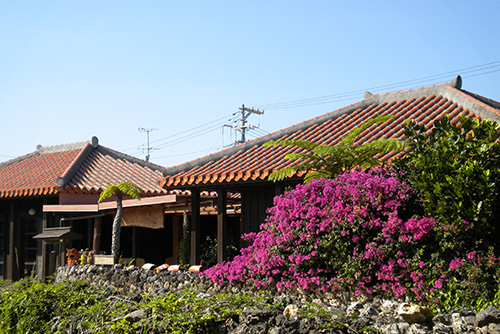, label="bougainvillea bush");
[205,167,500,309]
